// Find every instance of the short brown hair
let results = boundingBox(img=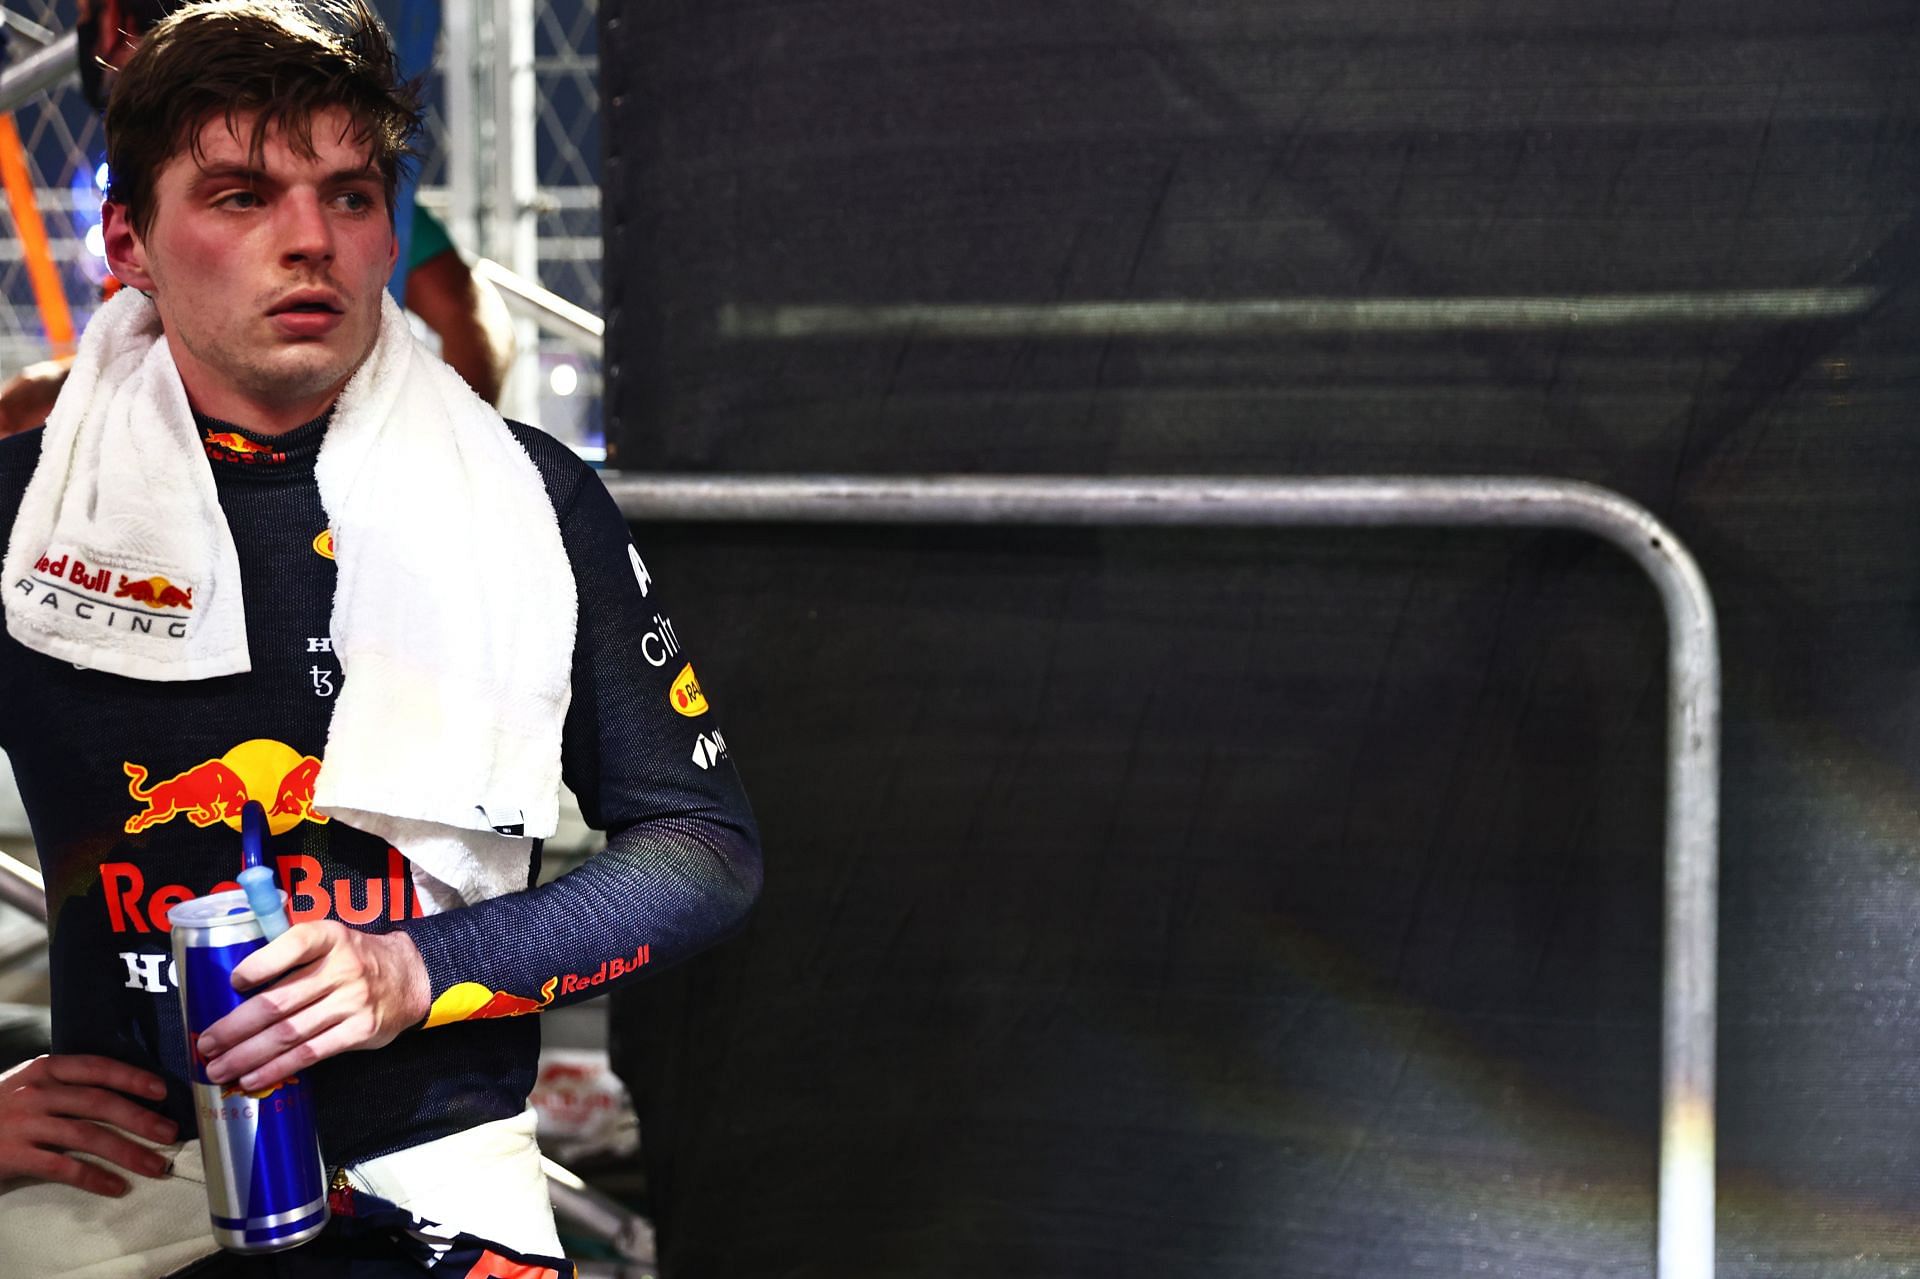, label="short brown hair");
[104,0,422,239]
